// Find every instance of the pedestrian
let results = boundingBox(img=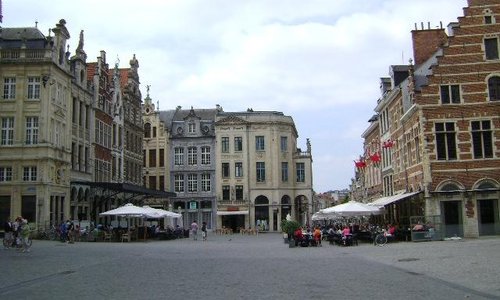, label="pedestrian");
[3,217,13,249]
[20,219,31,253]
[201,222,207,241]
[68,221,75,243]
[191,220,198,240]
[13,216,22,248]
